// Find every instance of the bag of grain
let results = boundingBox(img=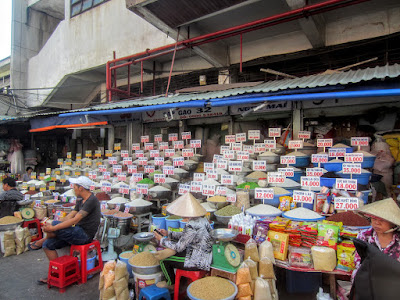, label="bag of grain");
[237,283,253,298]
[259,240,275,264]
[244,238,260,262]
[244,257,258,280]
[311,246,336,271]
[14,226,25,255]
[23,227,31,252]
[236,262,252,285]
[3,231,16,257]
[259,257,275,279]
[267,279,279,300]
[254,277,273,300]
